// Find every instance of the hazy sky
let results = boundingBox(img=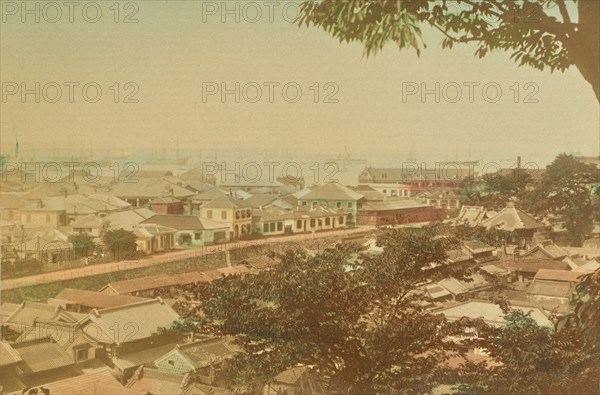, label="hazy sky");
[1,0,598,165]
